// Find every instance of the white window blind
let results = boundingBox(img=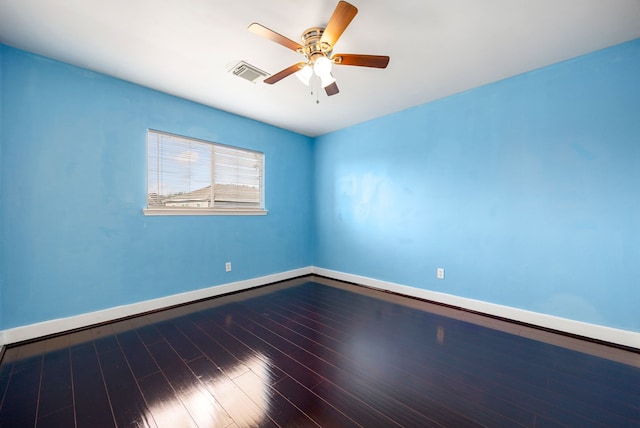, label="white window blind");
[146,130,264,214]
